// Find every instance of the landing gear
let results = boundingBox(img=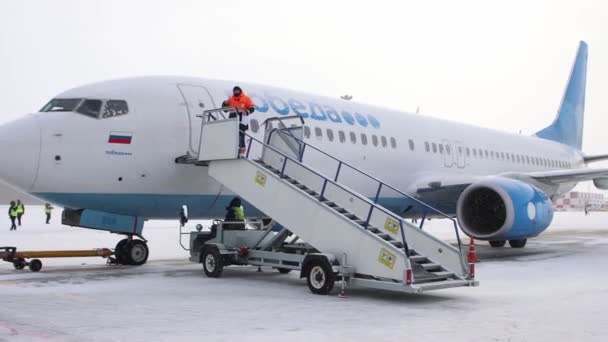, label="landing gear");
[29,259,42,272]
[508,239,527,248]
[489,240,506,248]
[114,238,149,265]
